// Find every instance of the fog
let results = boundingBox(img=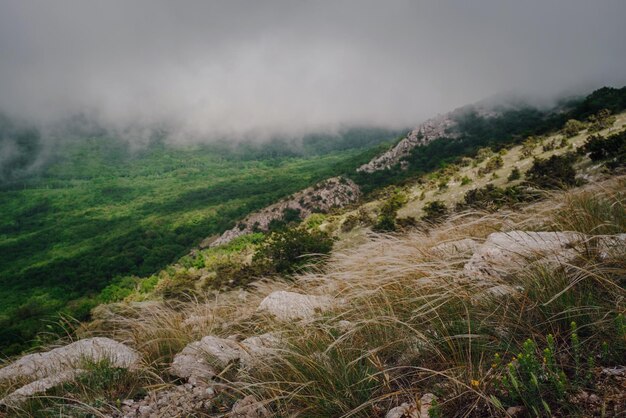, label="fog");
[1,0,626,142]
